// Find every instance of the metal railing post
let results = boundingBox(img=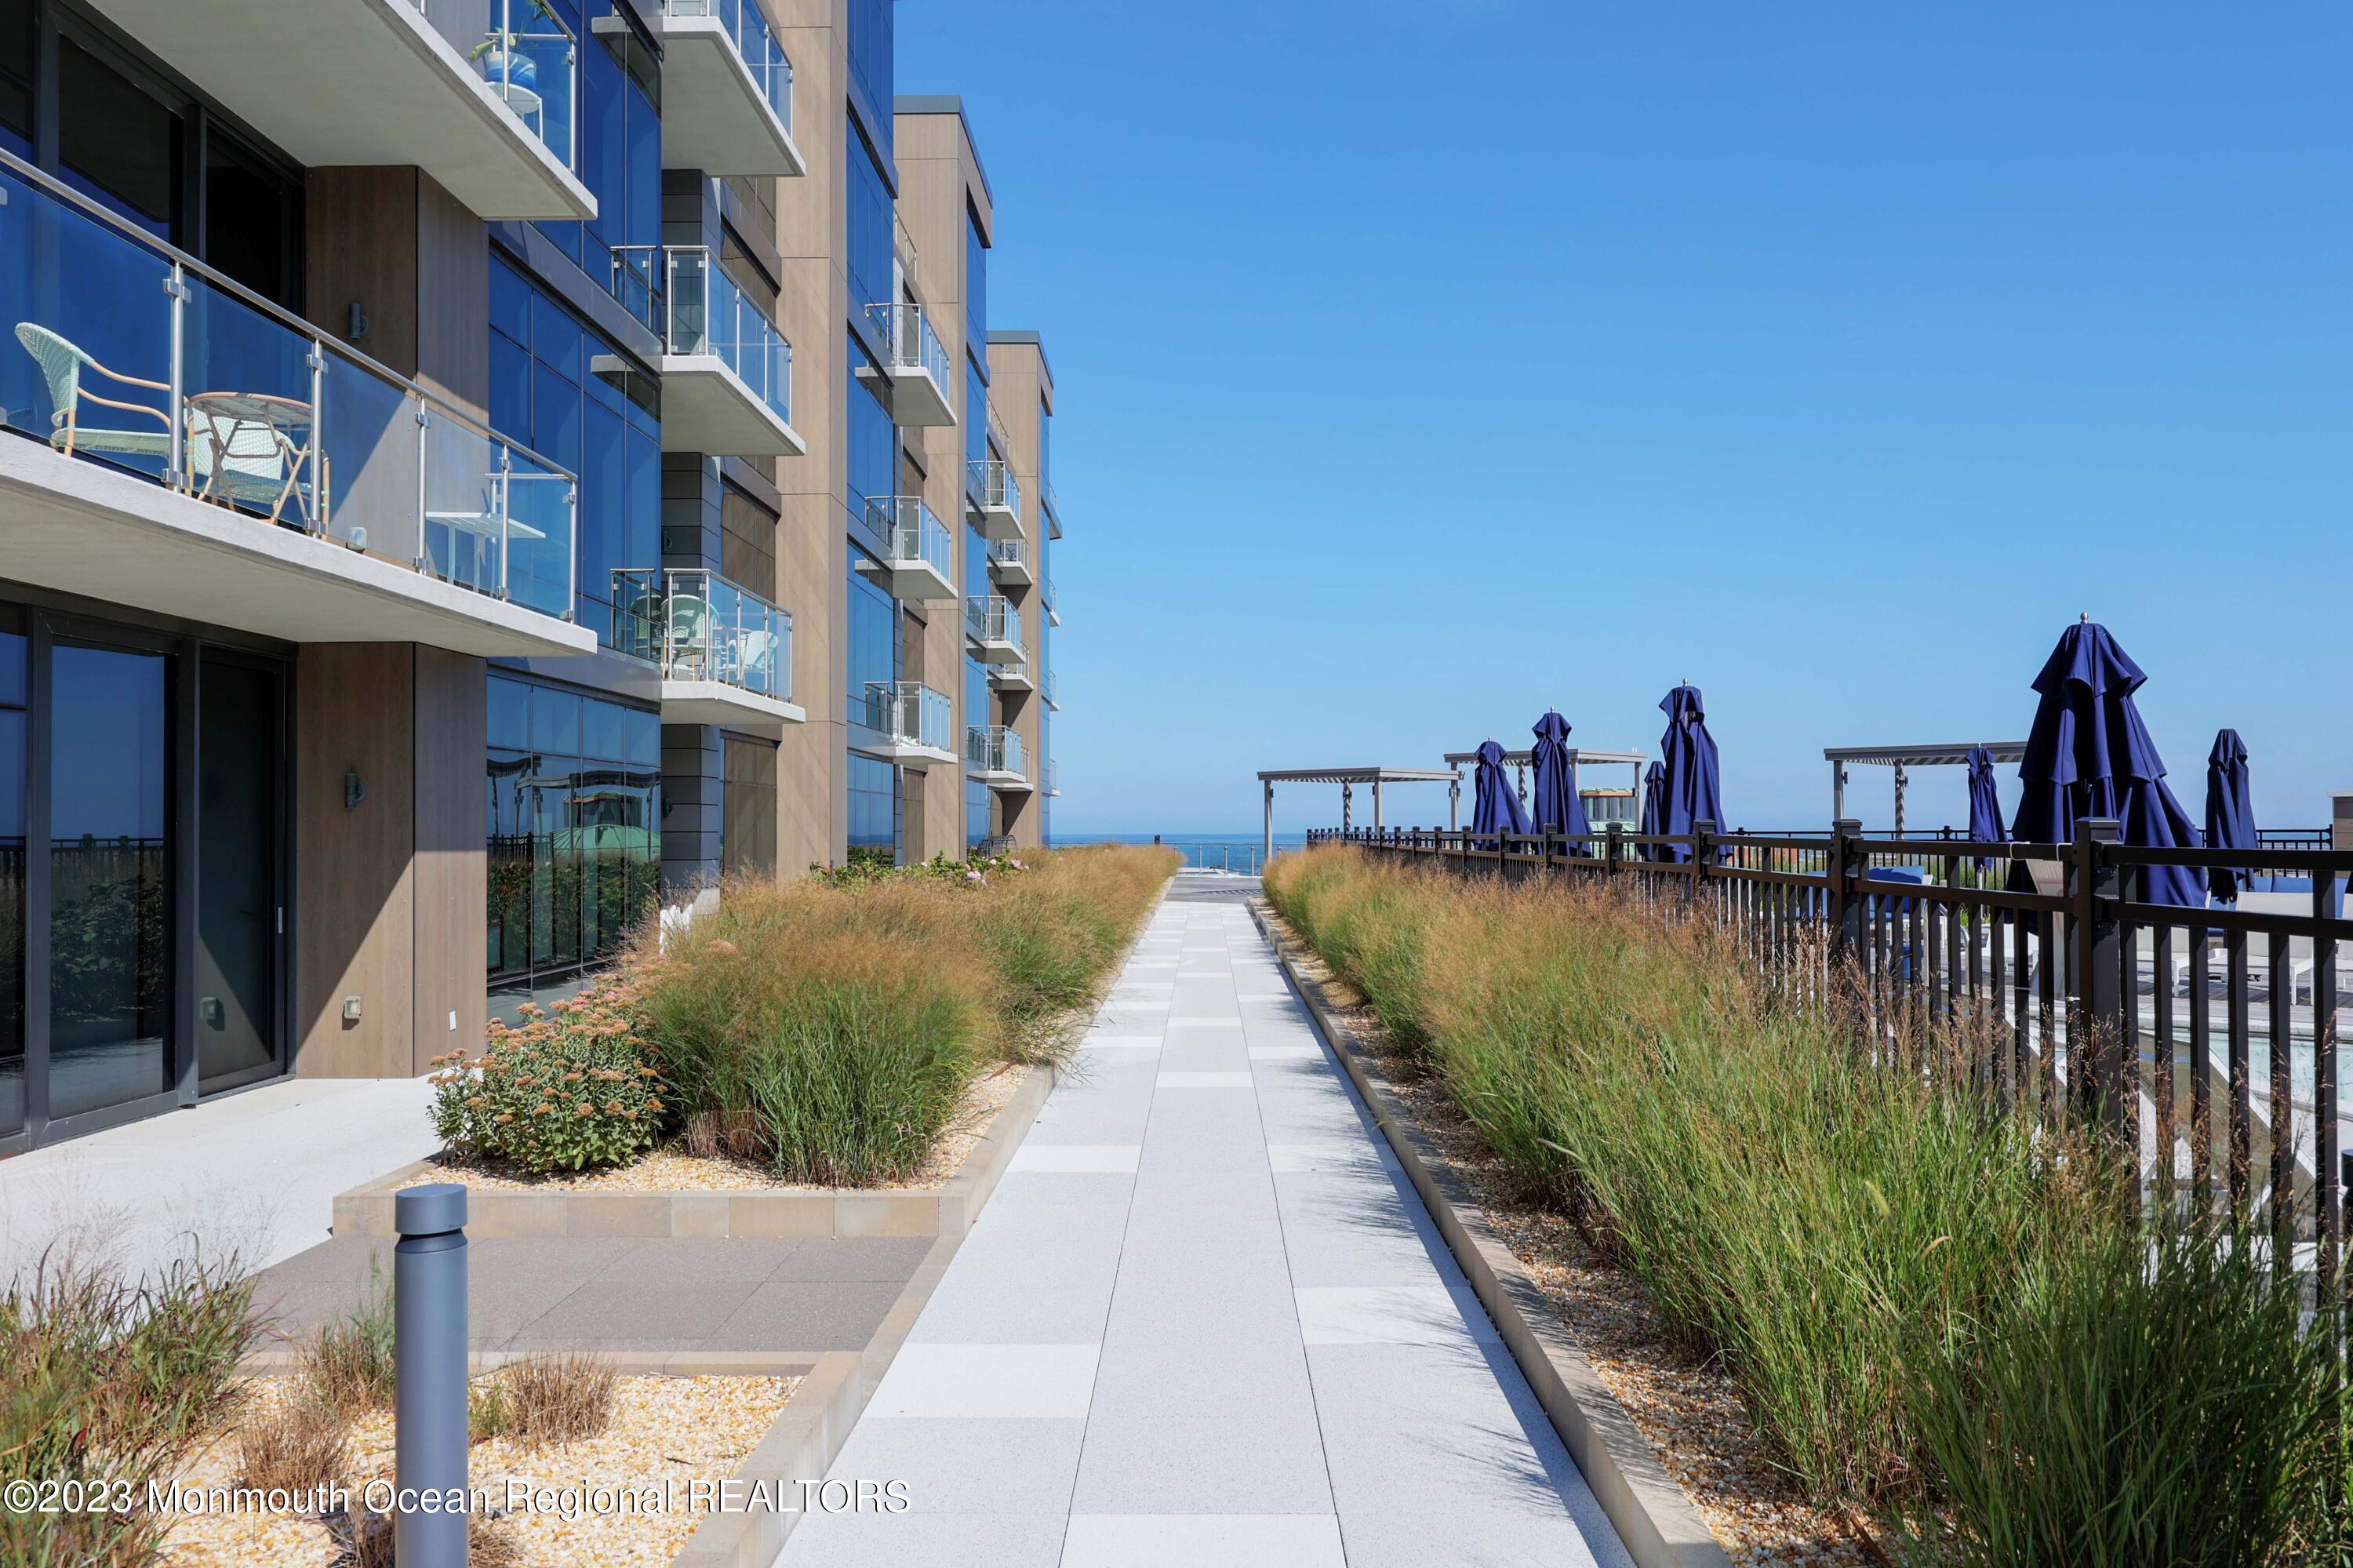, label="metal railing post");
[394,1184,469,1568]
[2071,820,2126,1150]
[1689,818,1714,908]
[1605,821,1621,881]
[1829,817,1863,963]
[164,263,187,493]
